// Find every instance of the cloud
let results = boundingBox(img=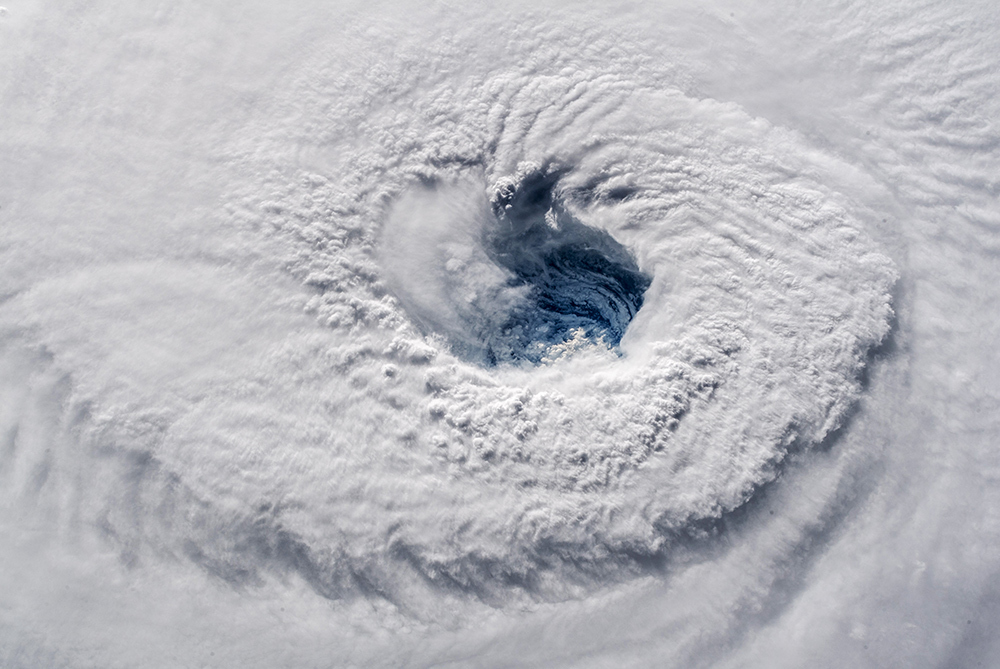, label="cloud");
[0,0,997,667]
